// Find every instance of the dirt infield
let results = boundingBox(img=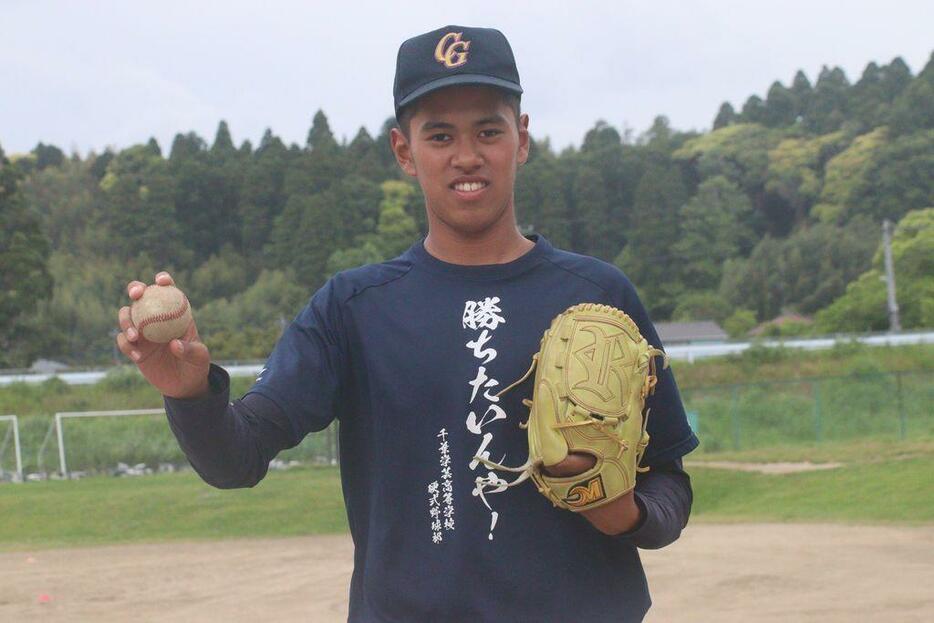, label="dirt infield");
[3,523,932,622]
